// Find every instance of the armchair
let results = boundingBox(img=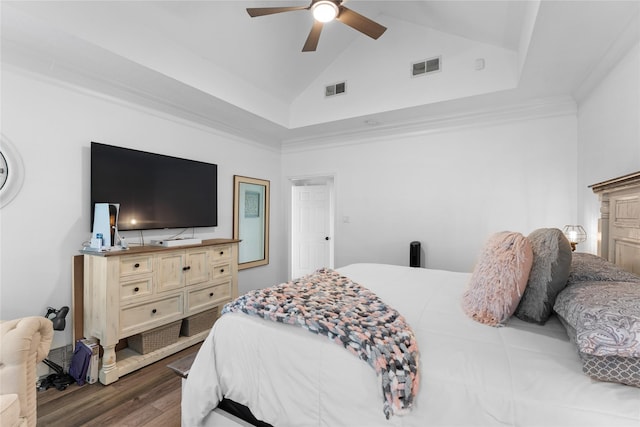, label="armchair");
[0,316,54,427]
